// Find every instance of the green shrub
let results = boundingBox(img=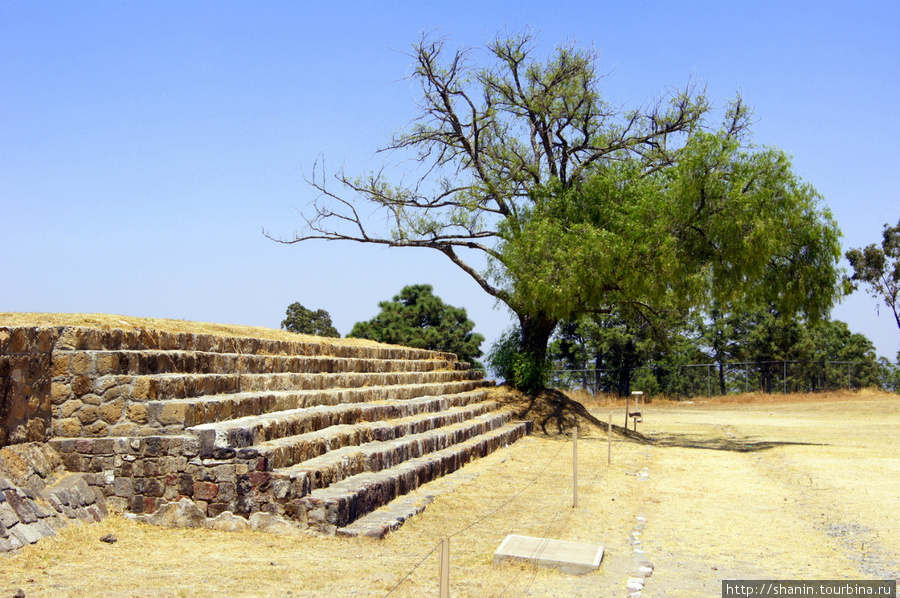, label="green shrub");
[488,328,549,393]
